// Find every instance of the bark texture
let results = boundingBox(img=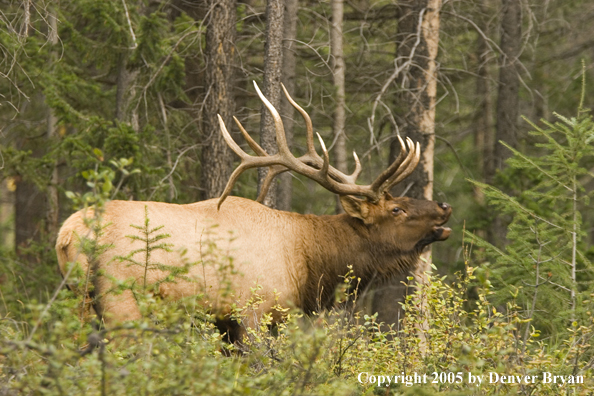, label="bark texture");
[277,0,299,212]
[473,7,494,242]
[494,0,521,171]
[115,51,140,130]
[389,0,440,202]
[200,0,236,200]
[331,0,347,174]
[331,0,347,214]
[46,9,60,237]
[258,0,284,208]
[15,176,45,252]
[492,0,521,244]
[477,21,494,186]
